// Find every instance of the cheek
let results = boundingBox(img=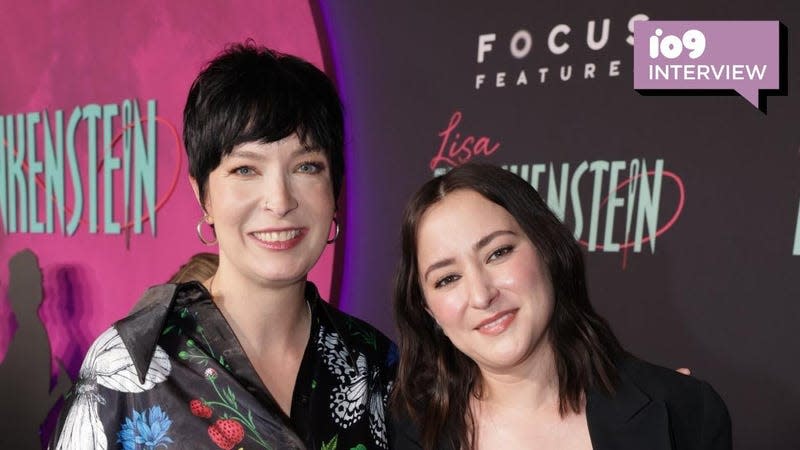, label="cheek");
[425,290,466,328]
[297,183,335,215]
[206,179,241,215]
[294,173,334,196]
[527,279,556,323]
[208,194,249,226]
[504,251,549,292]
